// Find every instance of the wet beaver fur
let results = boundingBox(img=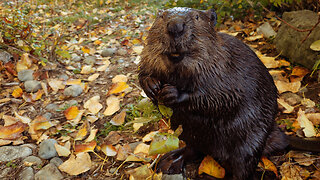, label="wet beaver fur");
[138,7,309,179]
